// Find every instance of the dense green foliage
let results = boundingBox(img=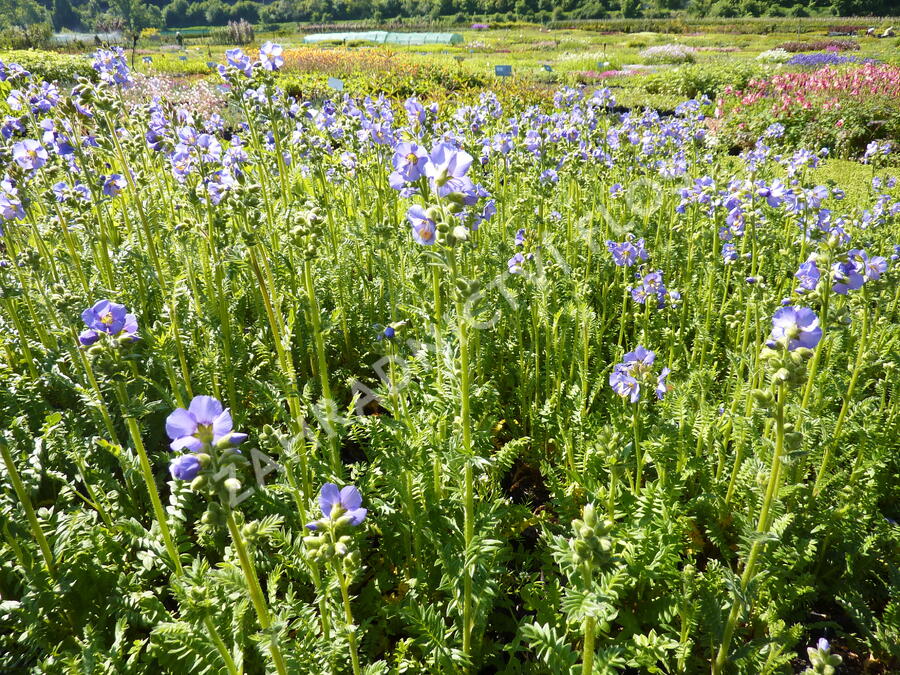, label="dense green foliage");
[0,43,899,675]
